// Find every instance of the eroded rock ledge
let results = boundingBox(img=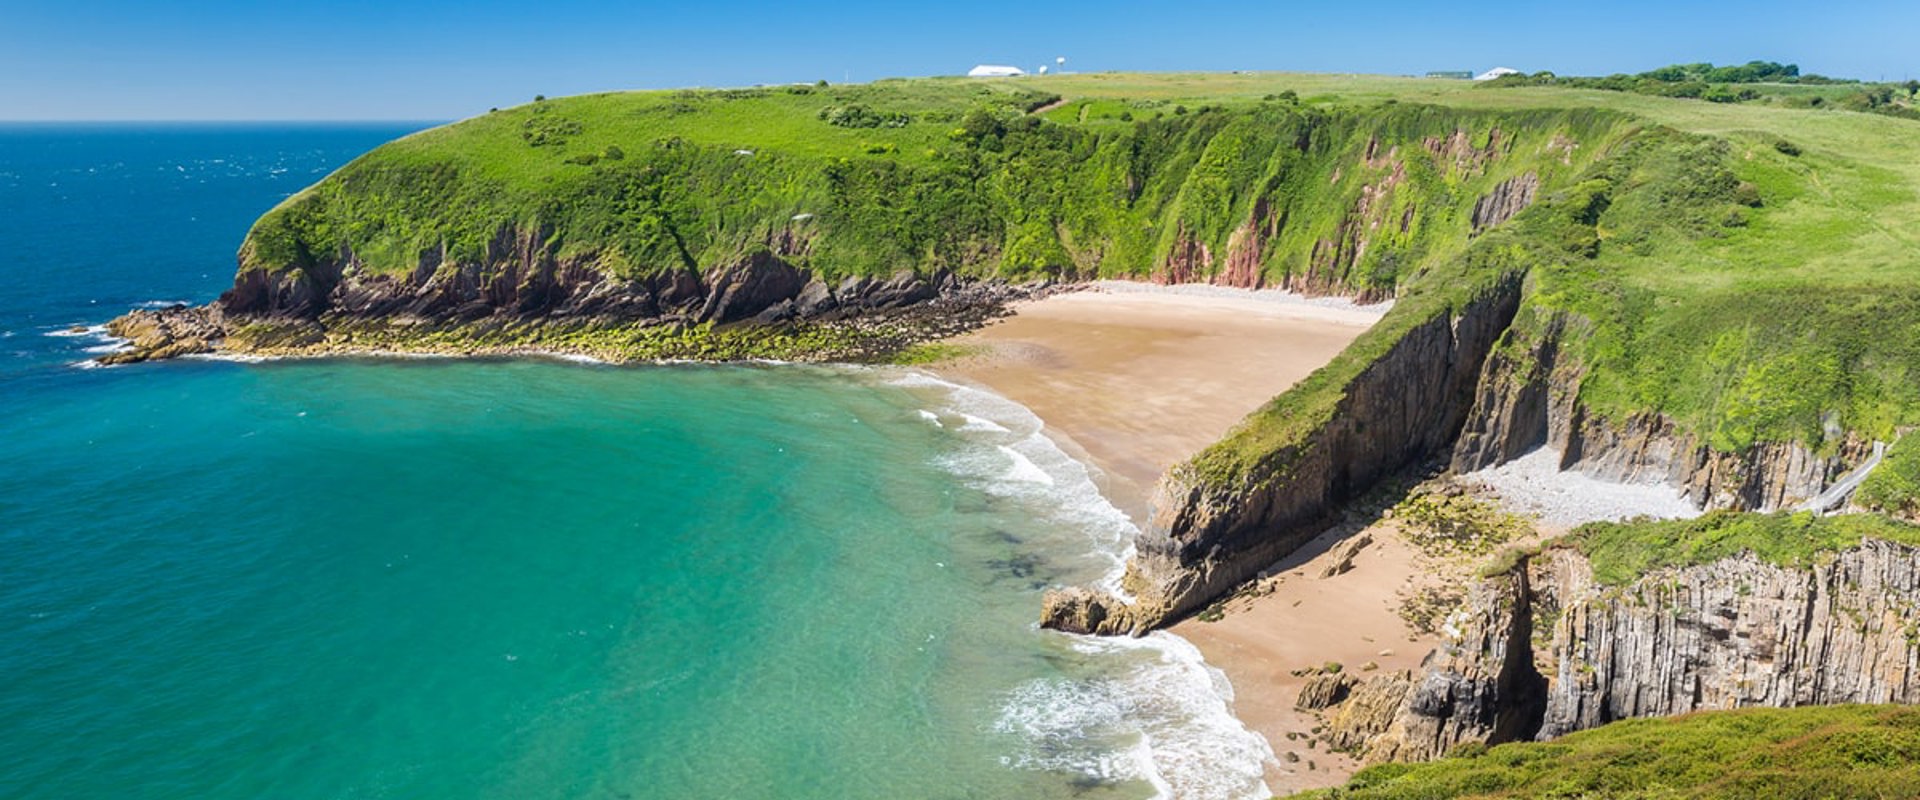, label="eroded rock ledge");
[100,246,1040,365]
[1314,541,1920,763]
